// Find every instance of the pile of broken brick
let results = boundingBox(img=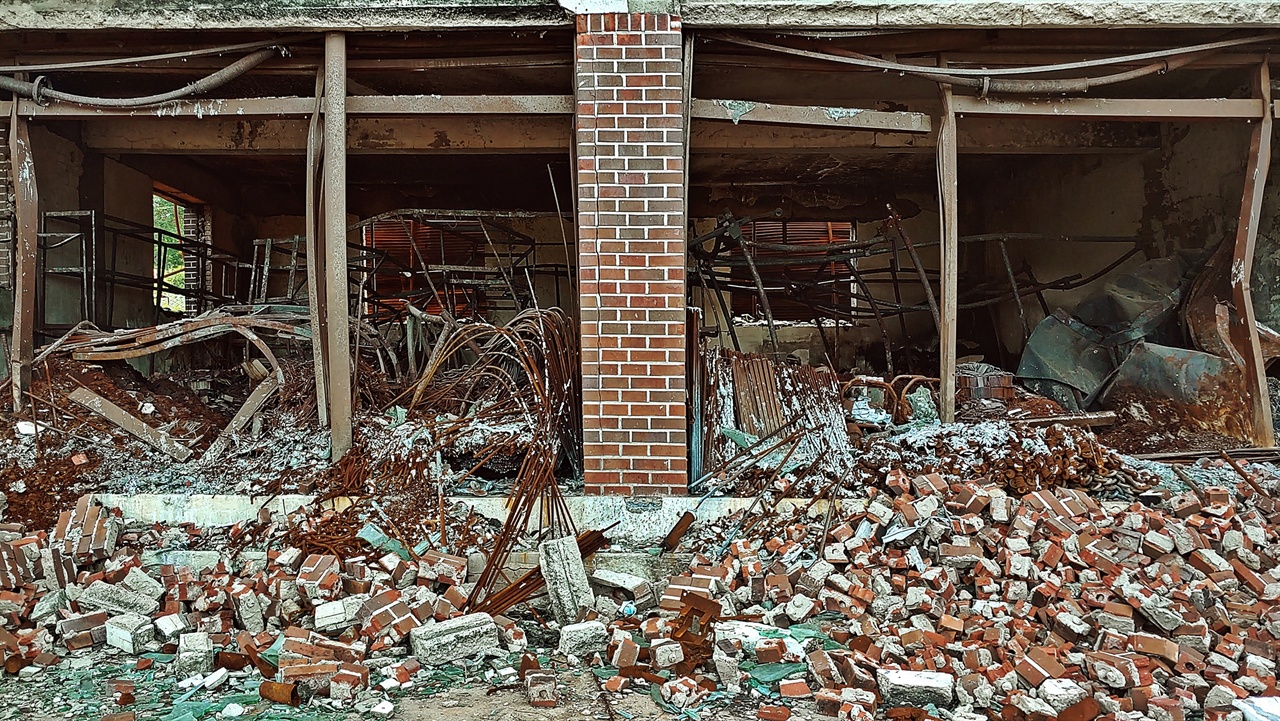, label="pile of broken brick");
[0,496,537,718]
[589,468,1280,721]
[2,460,1280,721]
